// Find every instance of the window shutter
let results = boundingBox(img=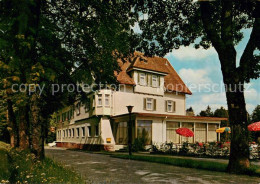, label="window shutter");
[150,75,153,87]
[158,76,160,87]
[143,98,146,110]
[138,72,140,84]
[153,99,156,111]
[165,100,168,112]
[173,101,176,112]
[146,74,148,85]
